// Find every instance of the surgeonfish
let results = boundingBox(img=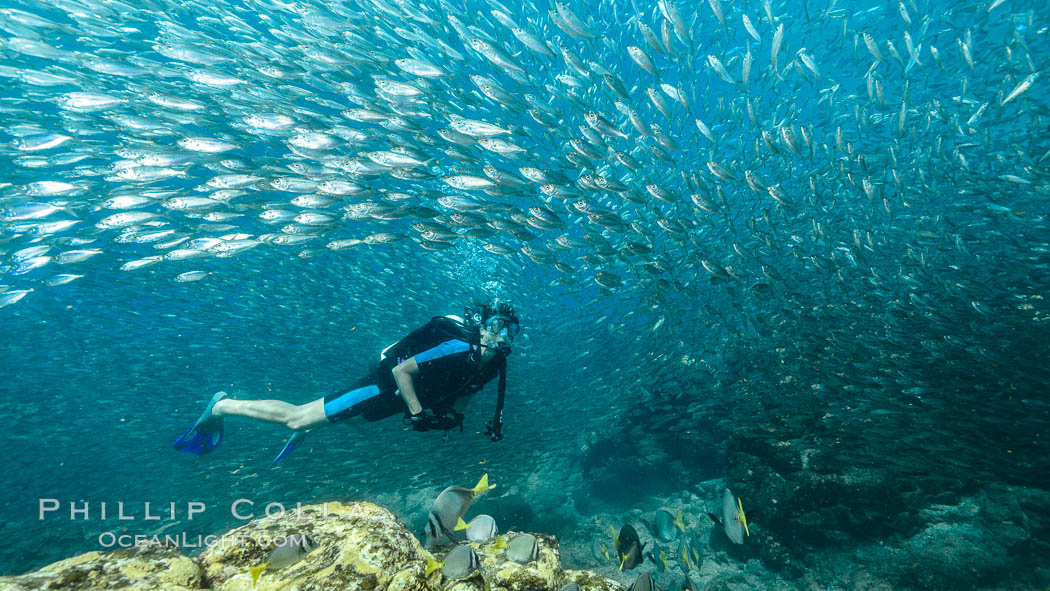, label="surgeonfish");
[425,544,480,579]
[248,534,318,587]
[627,572,663,591]
[455,514,498,543]
[651,509,678,542]
[615,524,645,570]
[505,533,539,563]
[424,474,496,548]
[721,489,749,544]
